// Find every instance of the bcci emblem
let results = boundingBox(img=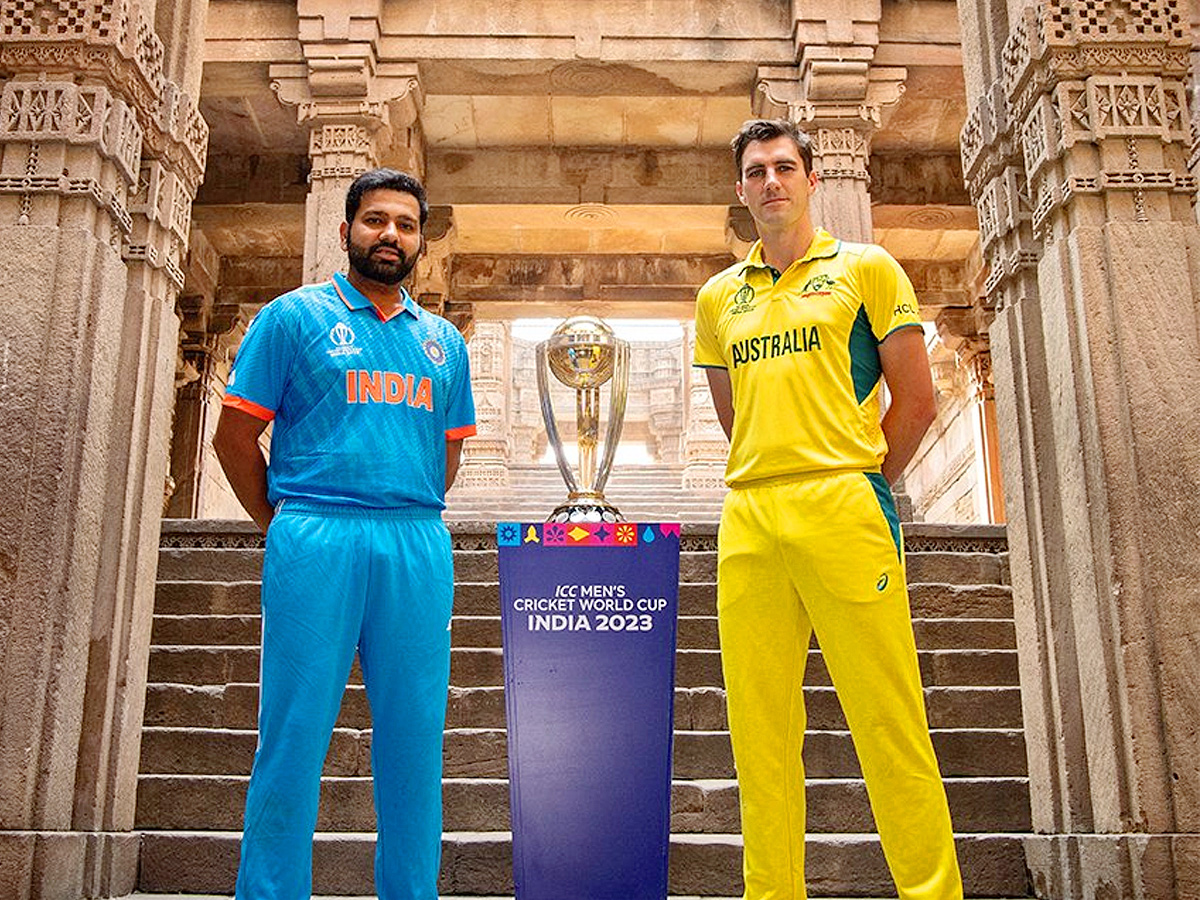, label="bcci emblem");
[730,284,756,315]
[327,322,363,358]
[423,338,446,365]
